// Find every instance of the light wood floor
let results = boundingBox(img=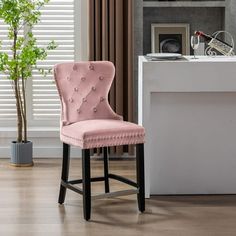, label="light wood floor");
[1,158,236,236]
